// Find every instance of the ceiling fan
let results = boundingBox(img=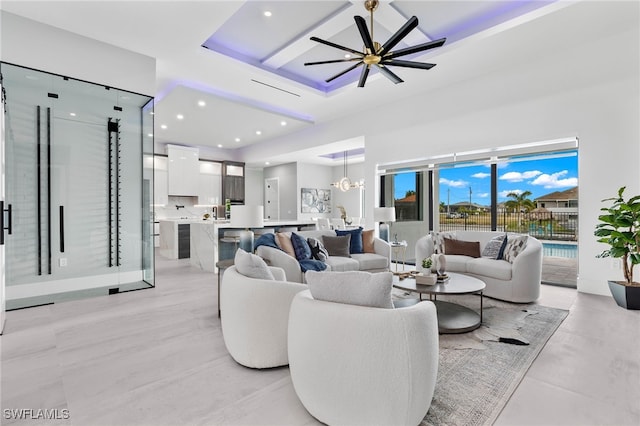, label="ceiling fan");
[304,0,446,88]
